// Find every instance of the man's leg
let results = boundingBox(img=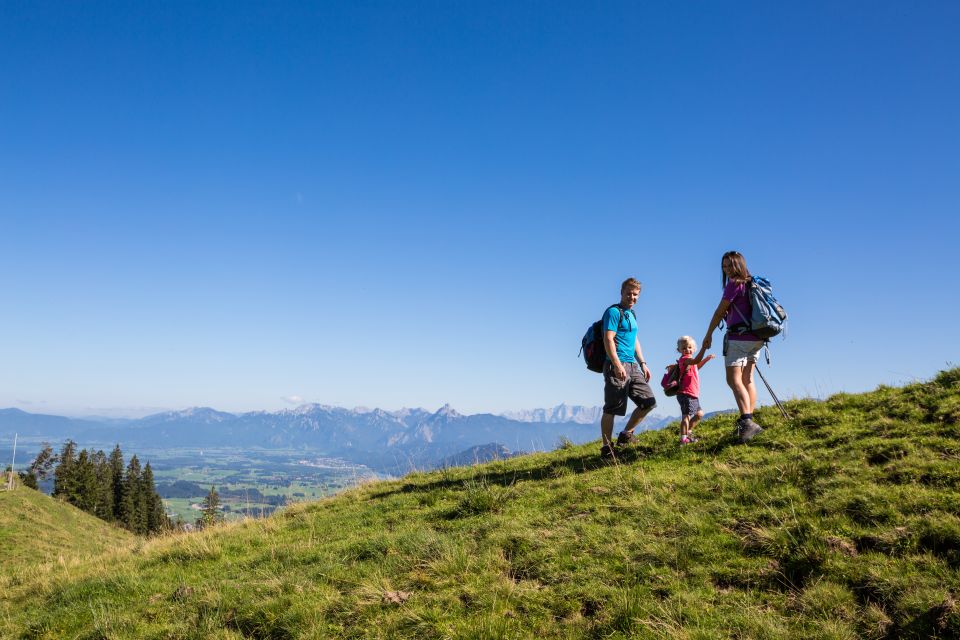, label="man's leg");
[601,413,615,449]
[601,363,628,455]
[623,400,654,435]
[619,366,657,442]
